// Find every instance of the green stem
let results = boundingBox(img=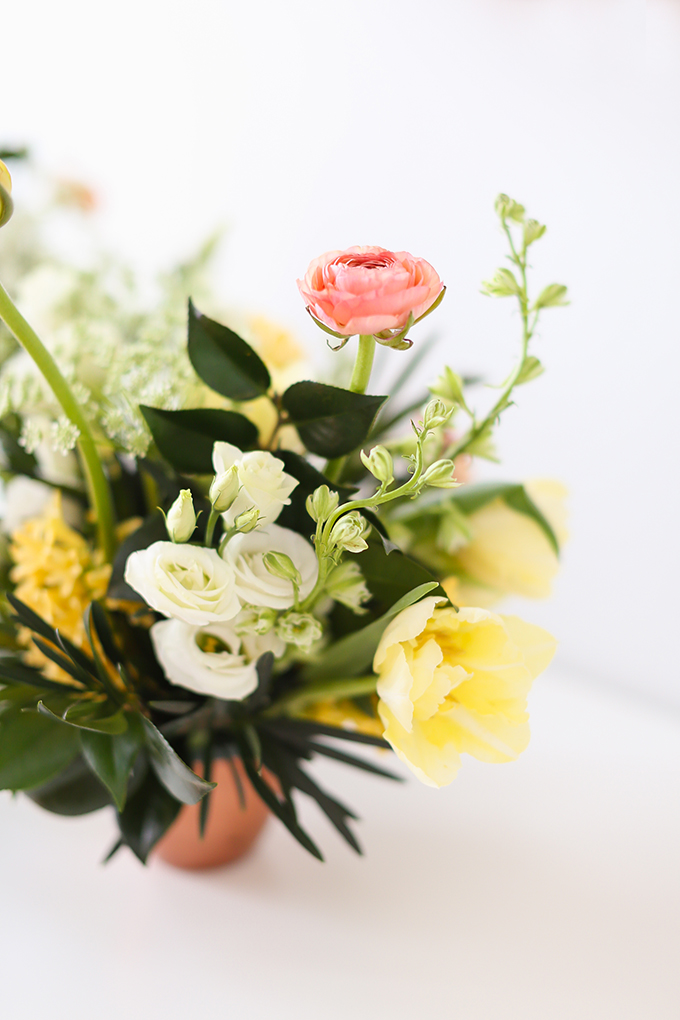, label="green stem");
[324,334,376,483]
[266,675,377,716]
[205,508,219,548]
[0,280,116,561]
